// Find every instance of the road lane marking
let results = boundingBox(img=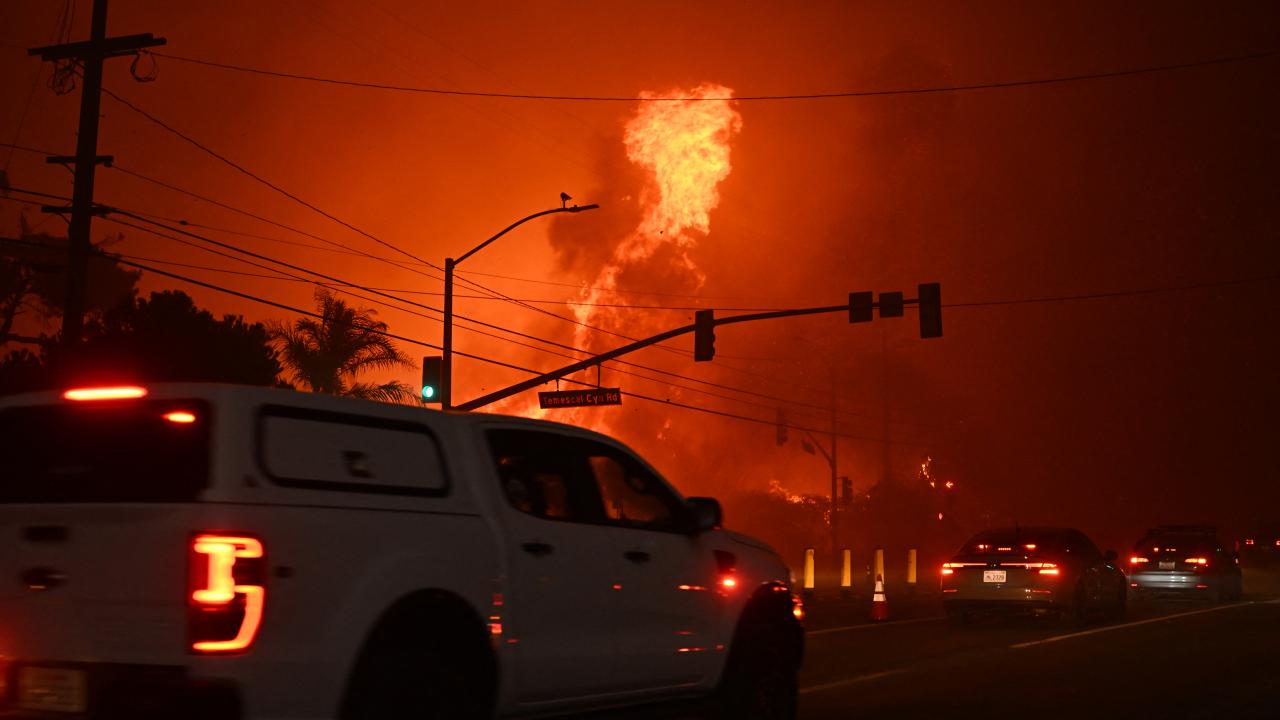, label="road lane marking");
[1010,599,1280,649]
[807,616,943,636]
[800,669,905,695]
